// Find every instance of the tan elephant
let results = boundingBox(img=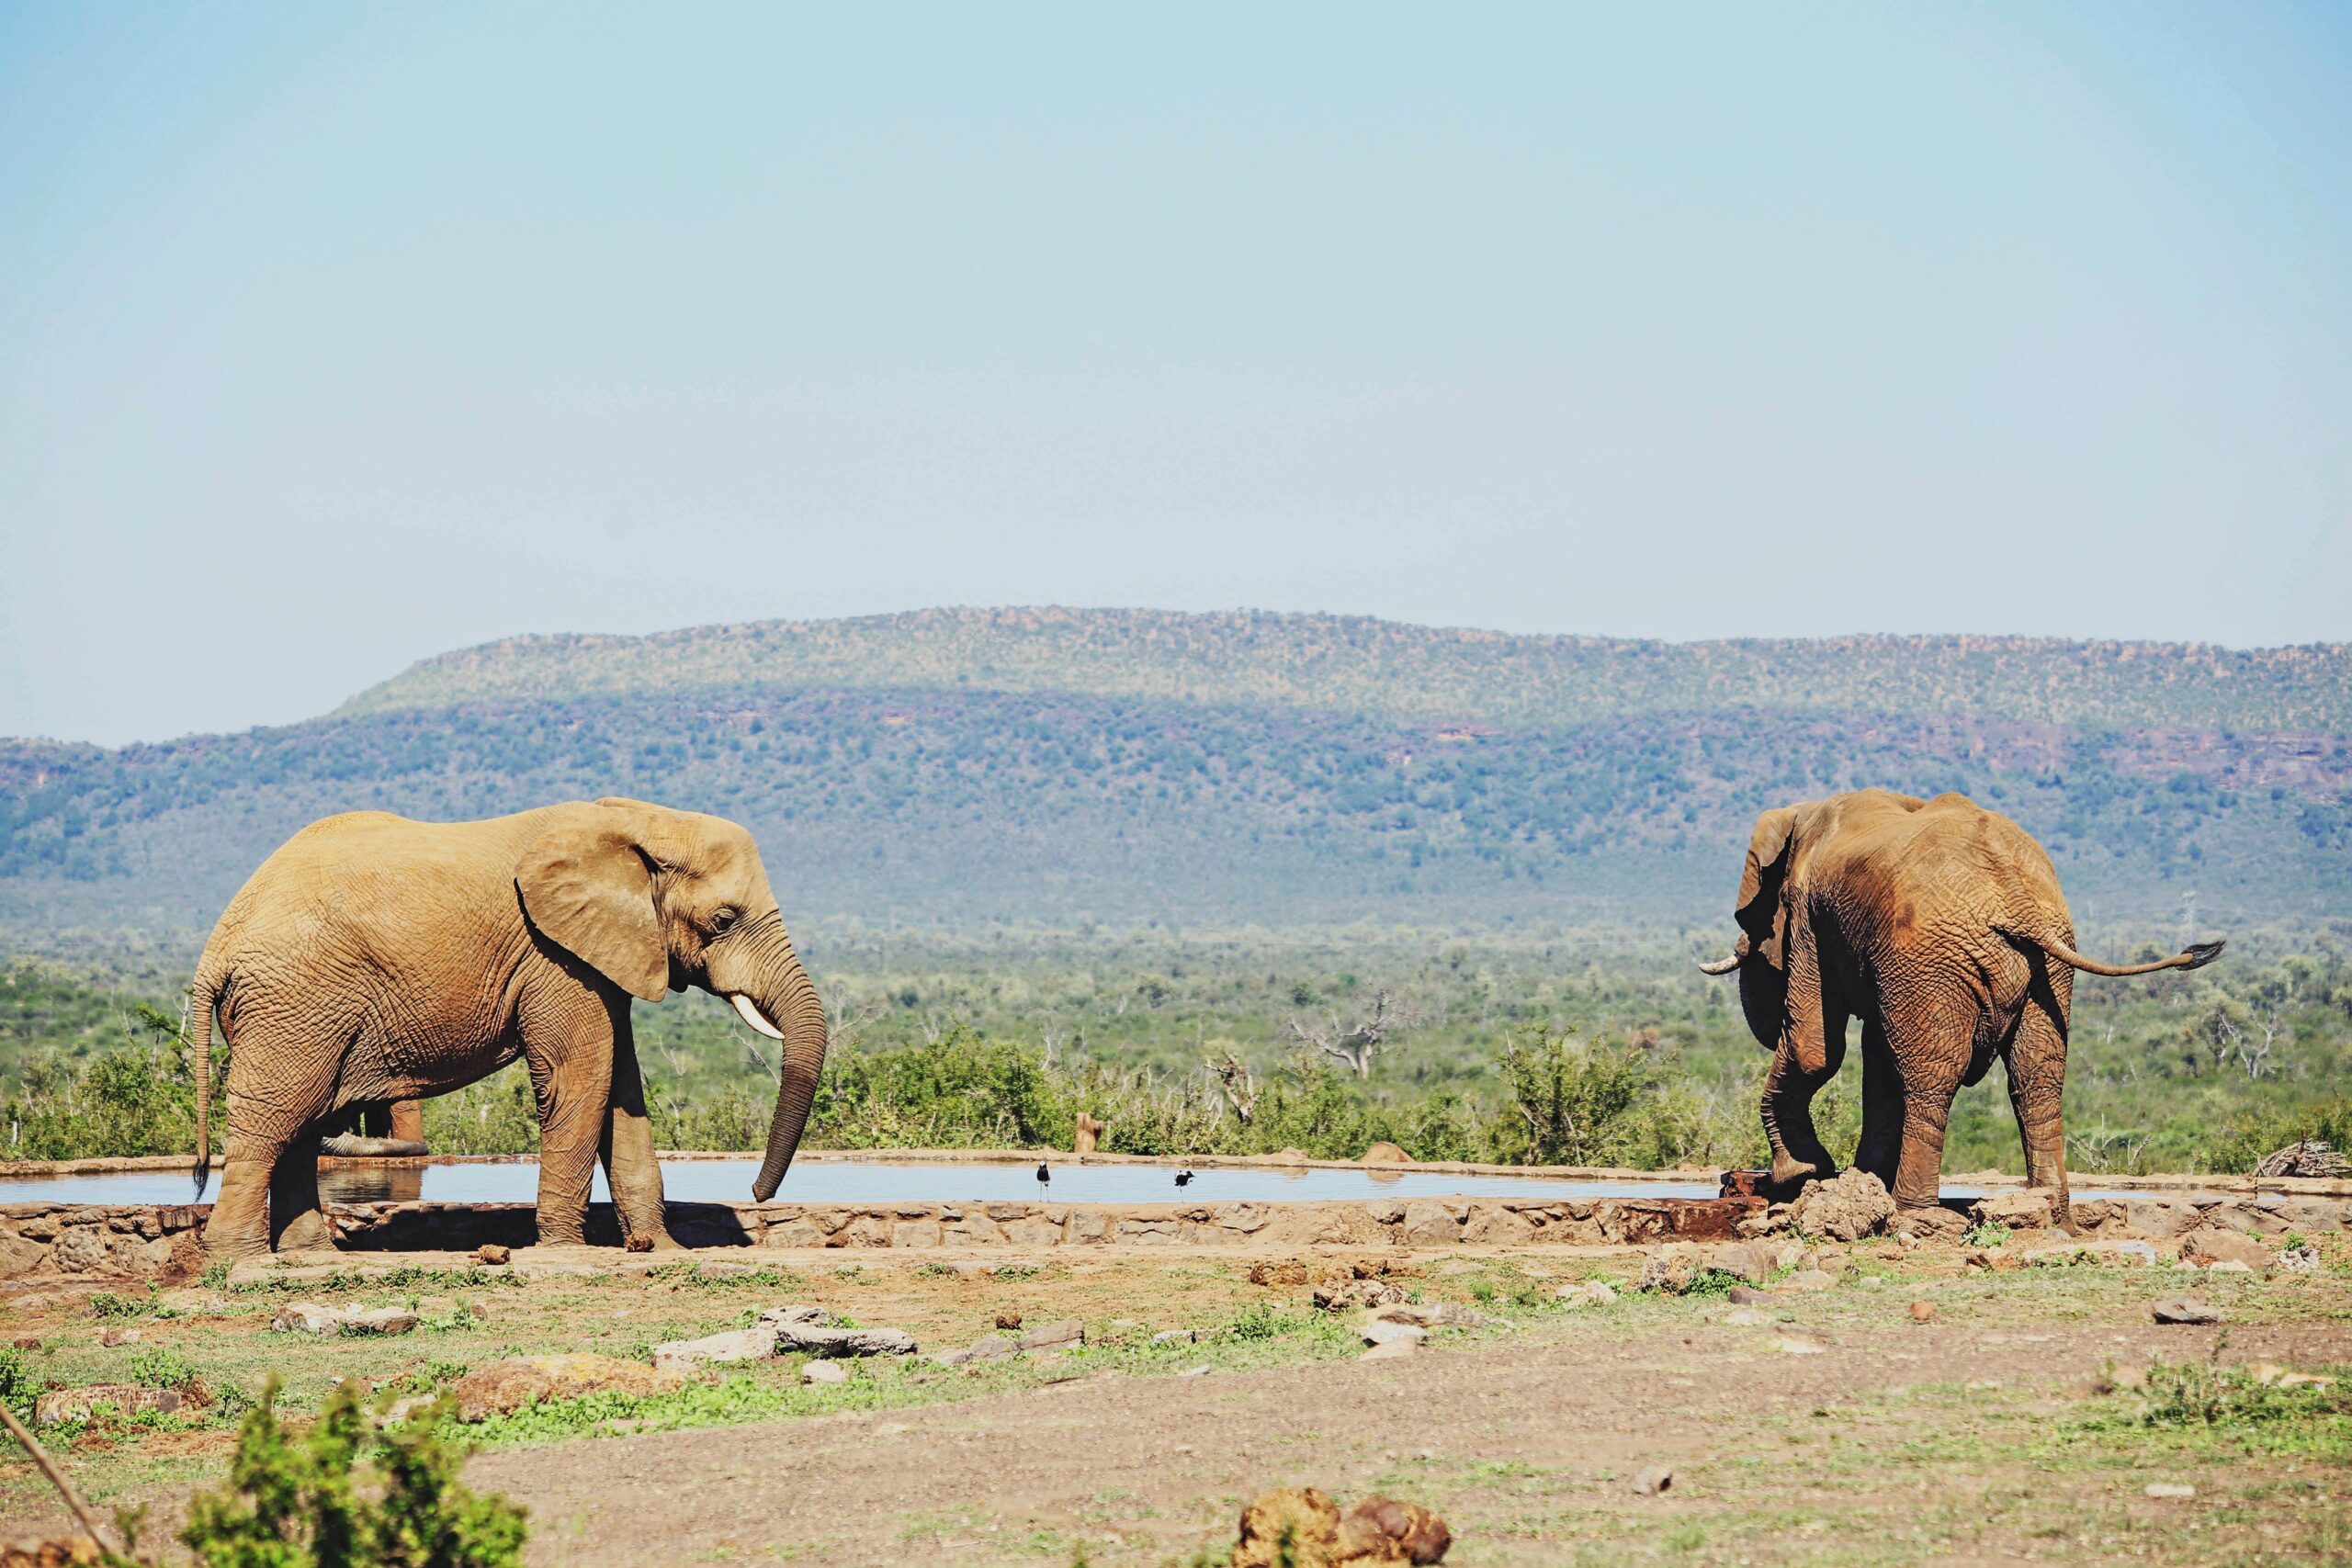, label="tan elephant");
[1699,789,2222,1220]
[187,798,829,1258]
